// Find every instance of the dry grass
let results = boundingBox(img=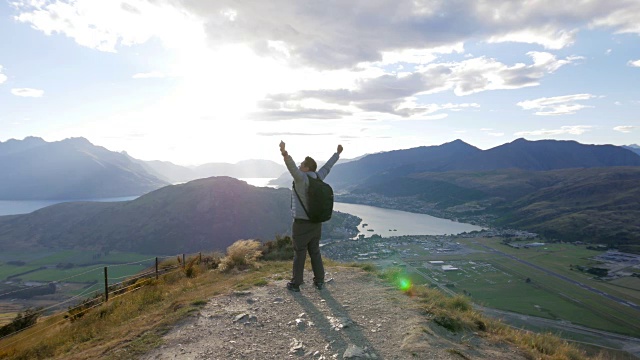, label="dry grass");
[0,247,290,360]
[219,239,262,272]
